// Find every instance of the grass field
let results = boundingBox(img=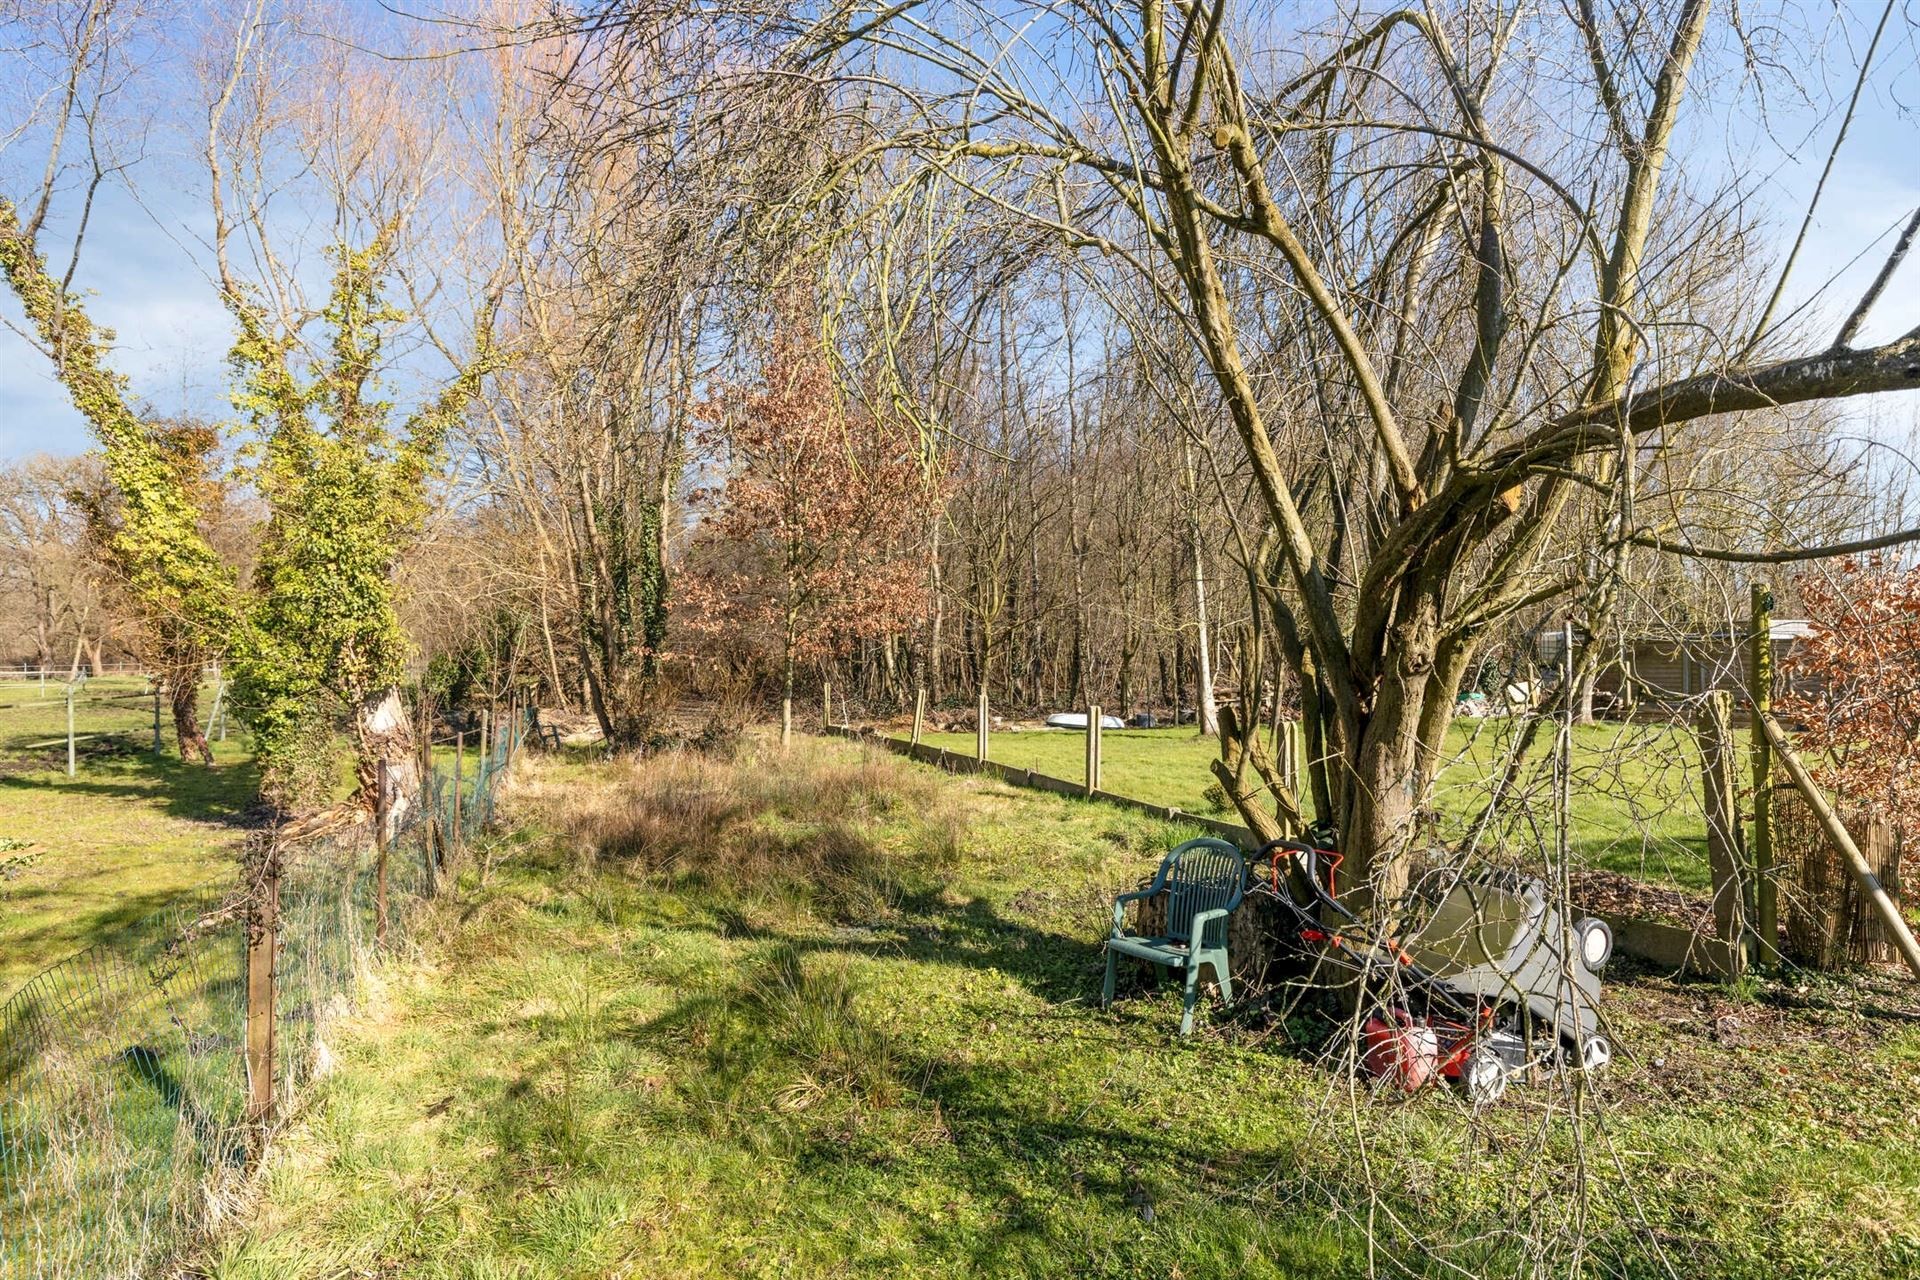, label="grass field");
[0,676,258,995]
[908,720,1713,890]
[198,736,1920,1279]
[0,673,511,1000]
